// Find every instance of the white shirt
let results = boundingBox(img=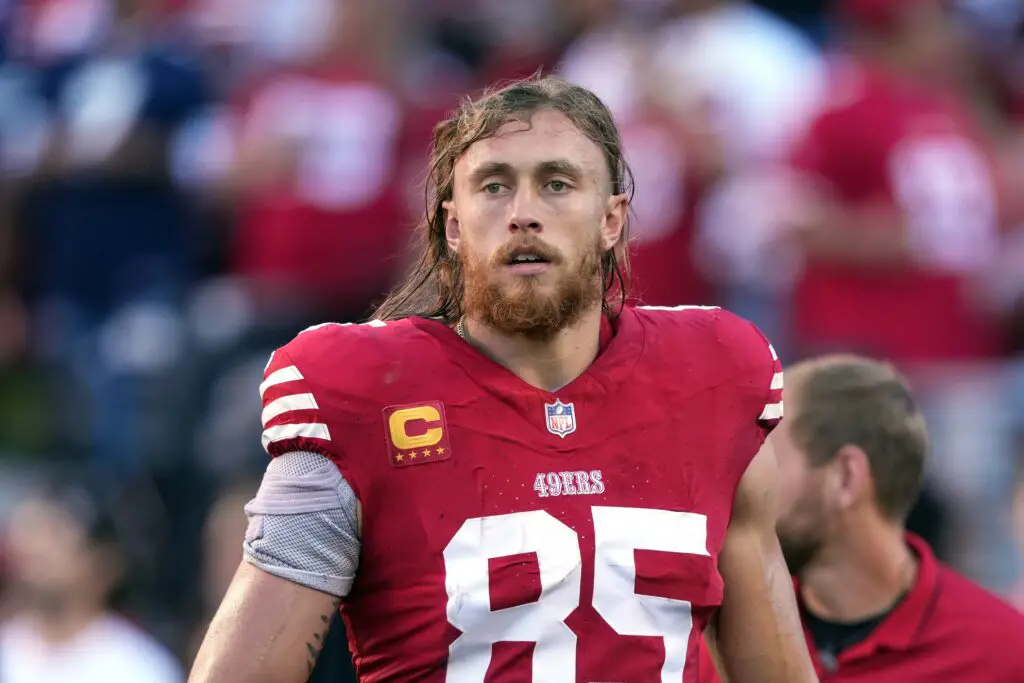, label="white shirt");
[0,613,183,683]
